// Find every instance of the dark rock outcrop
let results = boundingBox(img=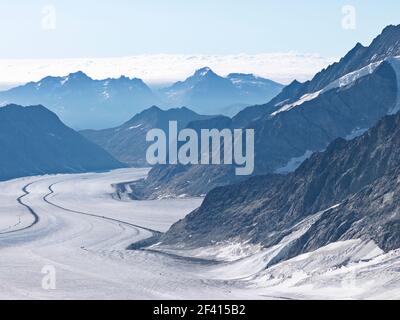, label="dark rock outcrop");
[161,112,400,264]
[129,58,399,198]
